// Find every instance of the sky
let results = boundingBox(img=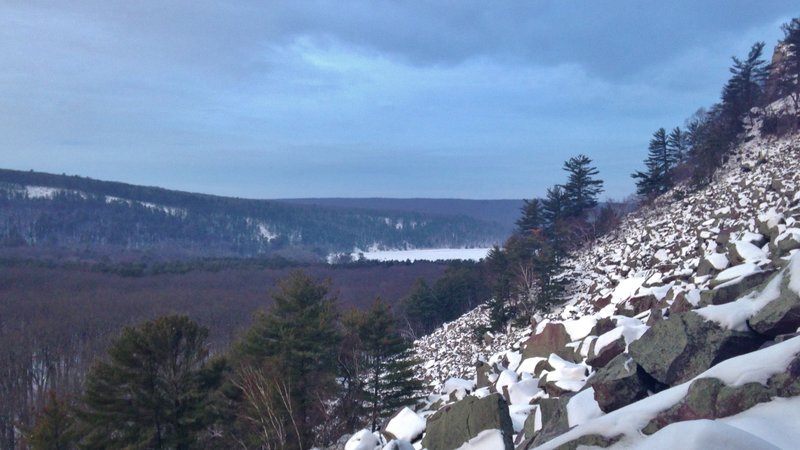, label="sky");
[0,1,796,200]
